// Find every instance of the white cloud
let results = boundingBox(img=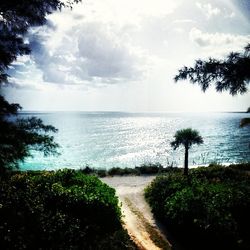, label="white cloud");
[75,23,141,81]
[189,28,250,54]
[196,1,236,20]
[196,2,221,19]
[172,19,196,24]
[226,11,235,19]
[18,20,147,87]
[69,0,180,26]
[6,81,42,91]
